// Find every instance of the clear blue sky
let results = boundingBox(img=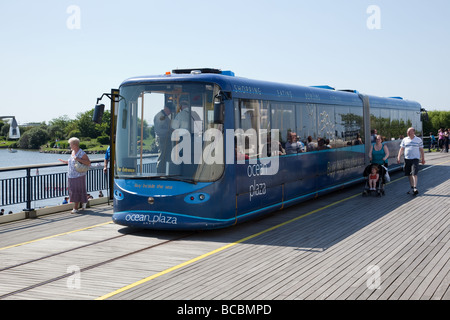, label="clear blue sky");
[1,0,449,124]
